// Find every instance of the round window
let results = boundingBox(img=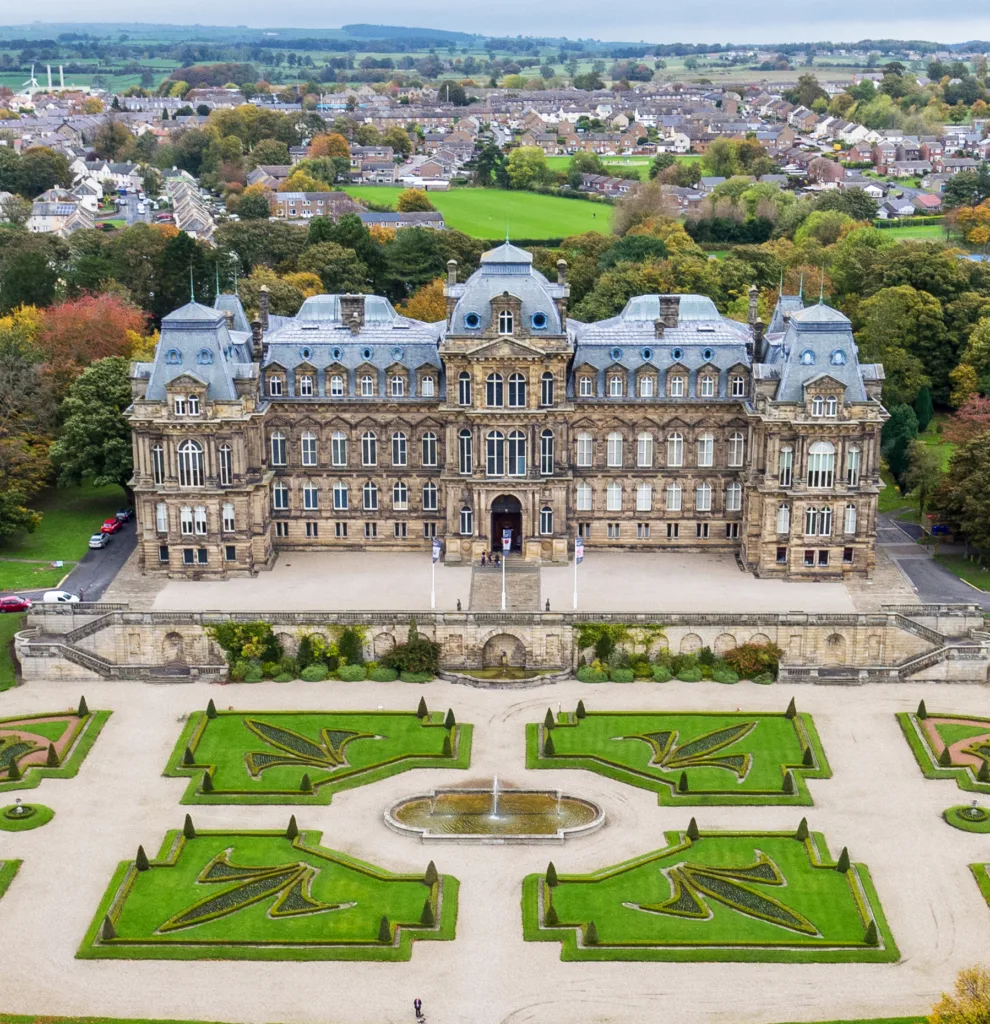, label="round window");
[165,348,182,365]
[464,312,481,329]
[800,349,815,365]
[362,347,373,360]
[531,311,548,329]
[641,347,653,360]
[300,346,312,360]
[702,348,714,362]
[671,347,683,361]
[830,349,846,365]
[391,346,404,359]
[610,347,623,360]
[332,347,342,361]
